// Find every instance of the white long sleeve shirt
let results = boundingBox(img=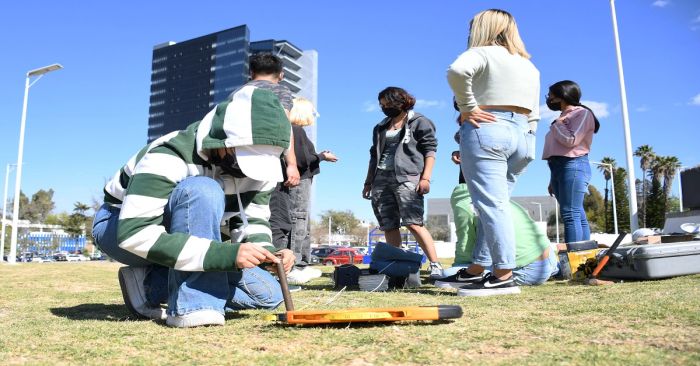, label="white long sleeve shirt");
[447,46,540,130]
